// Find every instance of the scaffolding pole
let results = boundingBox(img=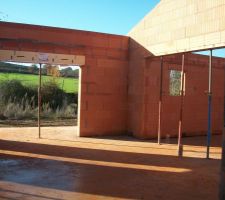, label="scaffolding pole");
[206,50,212,159]
[38,63,42,139]
[178,53,185,157]
[158,56,163,145]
